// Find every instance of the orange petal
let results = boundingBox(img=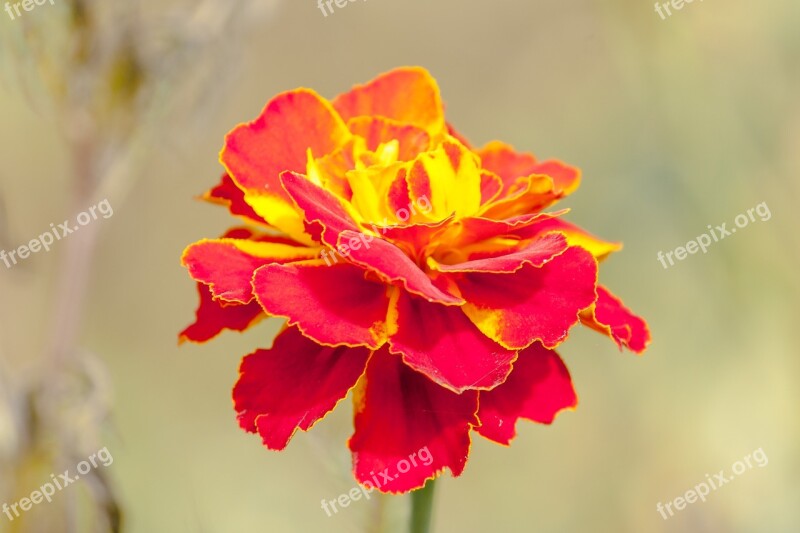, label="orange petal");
[479,141,581,200]
[346,116,431,161]
[476,141,581,218]
[221,89,351,240]
[333,67,445,136]
[480,171,504,206]
[222,89,350,198]
[478,141,538,189]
